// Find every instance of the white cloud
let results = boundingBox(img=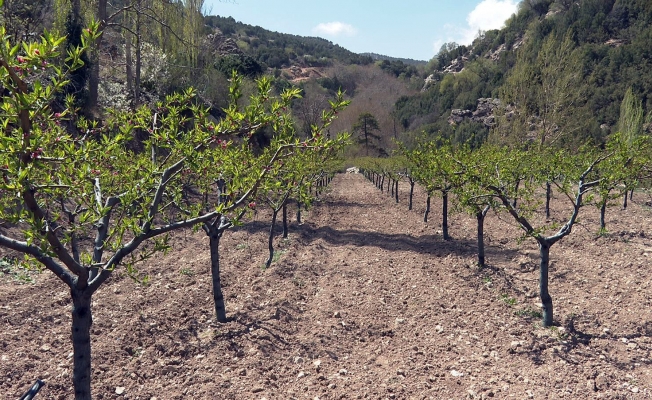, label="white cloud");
[312,22,358,37]
[467,0,518,33]
[432,0,518,55]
